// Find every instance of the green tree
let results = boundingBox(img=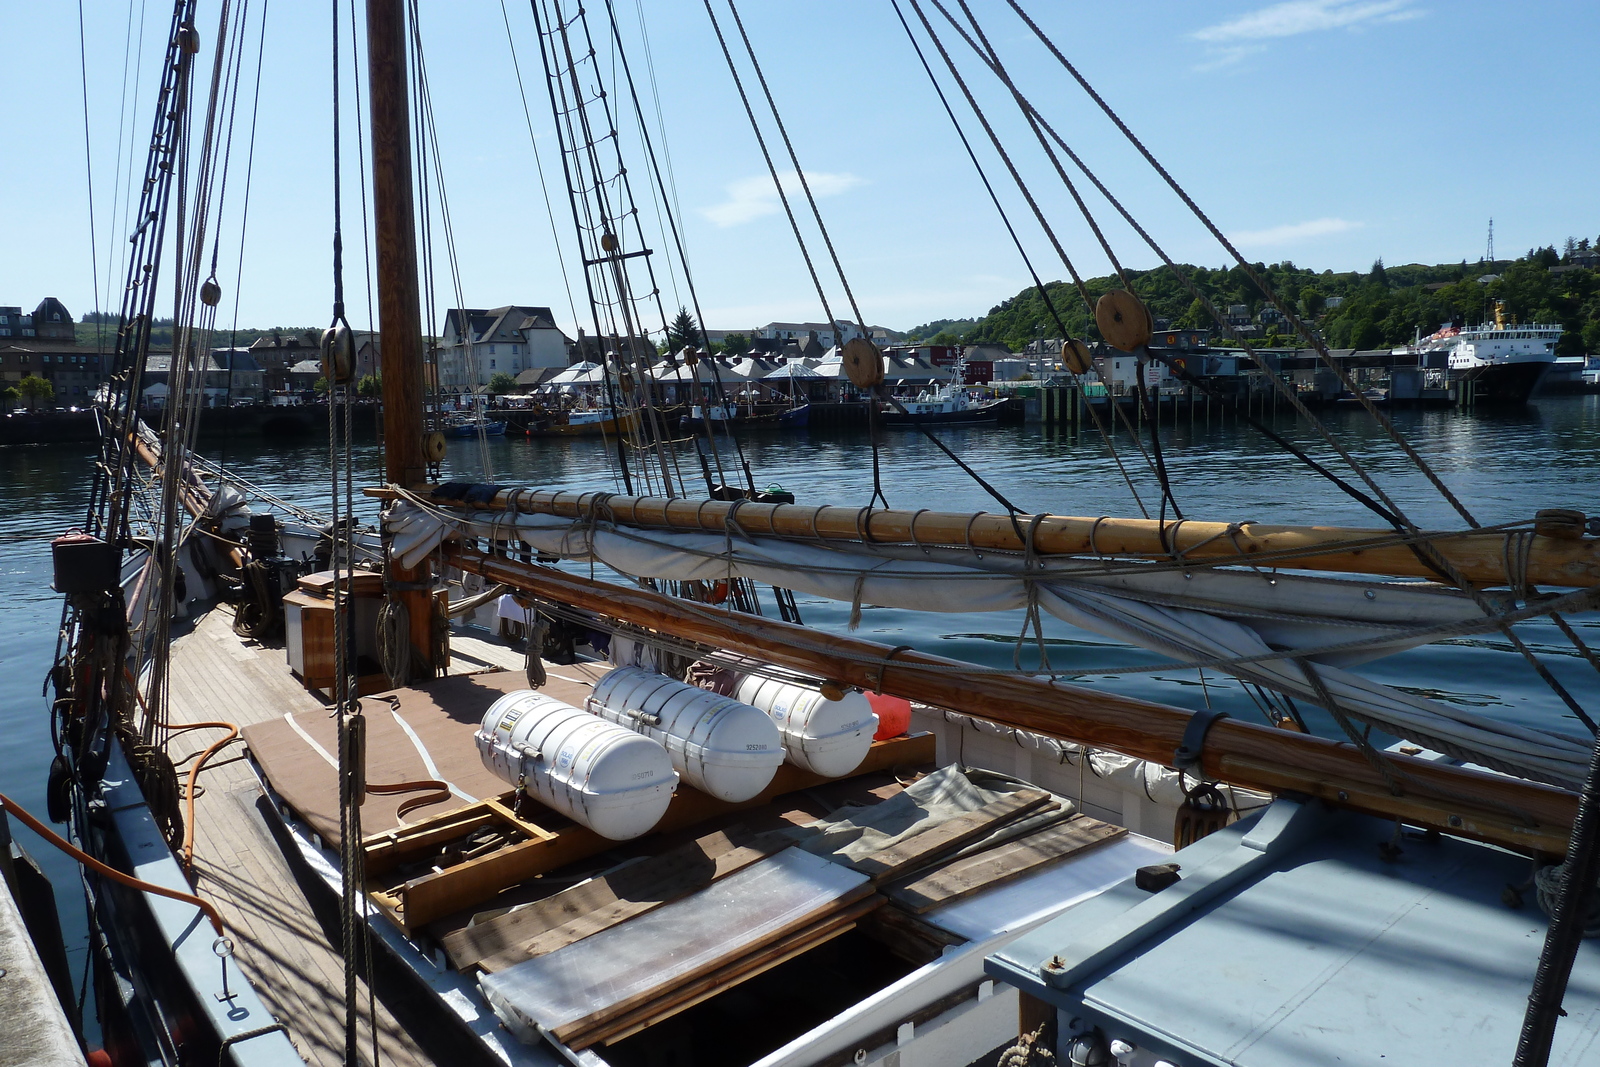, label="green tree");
[1368,258,1389,288]
[357,374,382,398]
[1582,320,1600,355]
[488,372,518,395]
[929,330,959,345]
[313,376,330,395]
[1,385,19,407]
[18,374,53,411]
[1299,286,1325,317]
[1350,318,1383,350]
[1175,297,1208,329]
[666,307,702,353]
[719,332,750,356]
